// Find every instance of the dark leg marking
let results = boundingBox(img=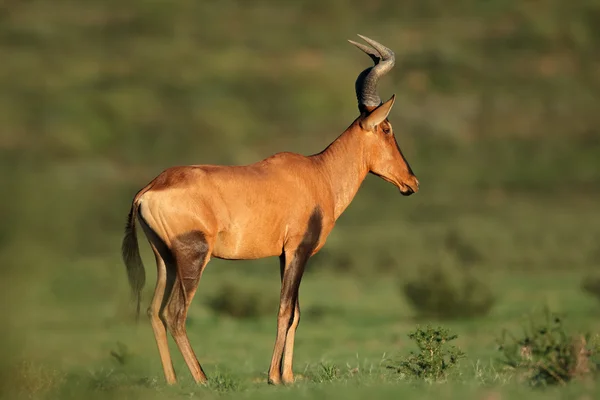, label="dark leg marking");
[281,207,322,307]
[166,231,209,333]
[269,207,323,384]
[165,230,211,383]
